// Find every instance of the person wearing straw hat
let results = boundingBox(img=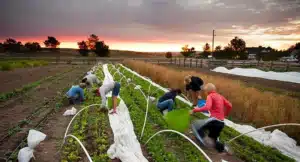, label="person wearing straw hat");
[190,83,232,153]
[184,75,204,106]
[66,83,87,105]
[94,81,121,114]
